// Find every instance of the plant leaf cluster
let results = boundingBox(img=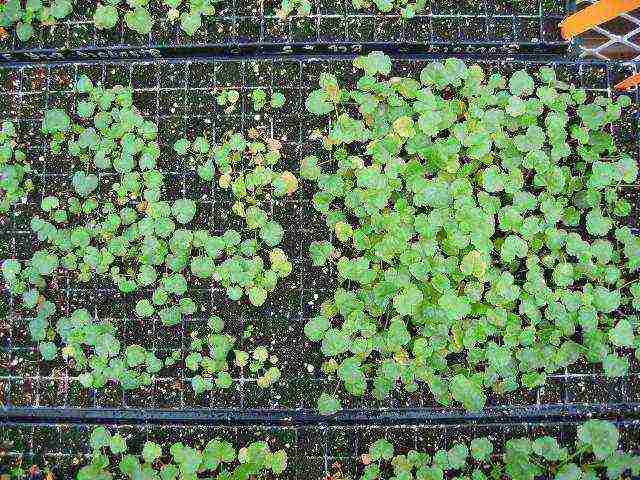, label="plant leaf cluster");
[4,421,637,479]
[352,0,425,18]
[0,0,72,41]
[2,75,292,395]
[0,120,32,213]
[1,0,313,43]
[215,88,286,115]
[303,52,640,414]
[77,425,287,480]
[354,420,638,480]
[174,130,295,305]
[186,316,281,394]
[275,0,311,19]
[350,0,524,19]
[93,0,217,36]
